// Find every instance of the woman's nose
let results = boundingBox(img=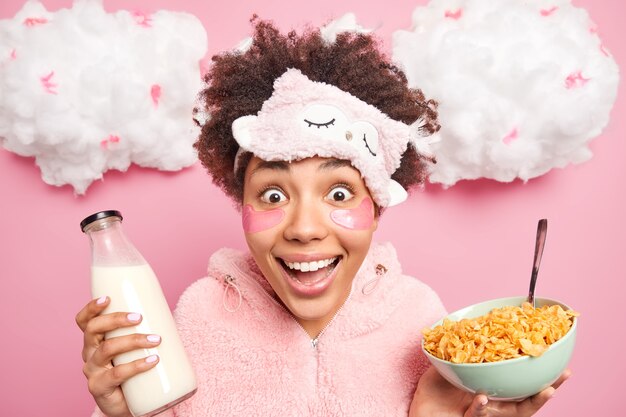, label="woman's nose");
[283,201,328,243]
